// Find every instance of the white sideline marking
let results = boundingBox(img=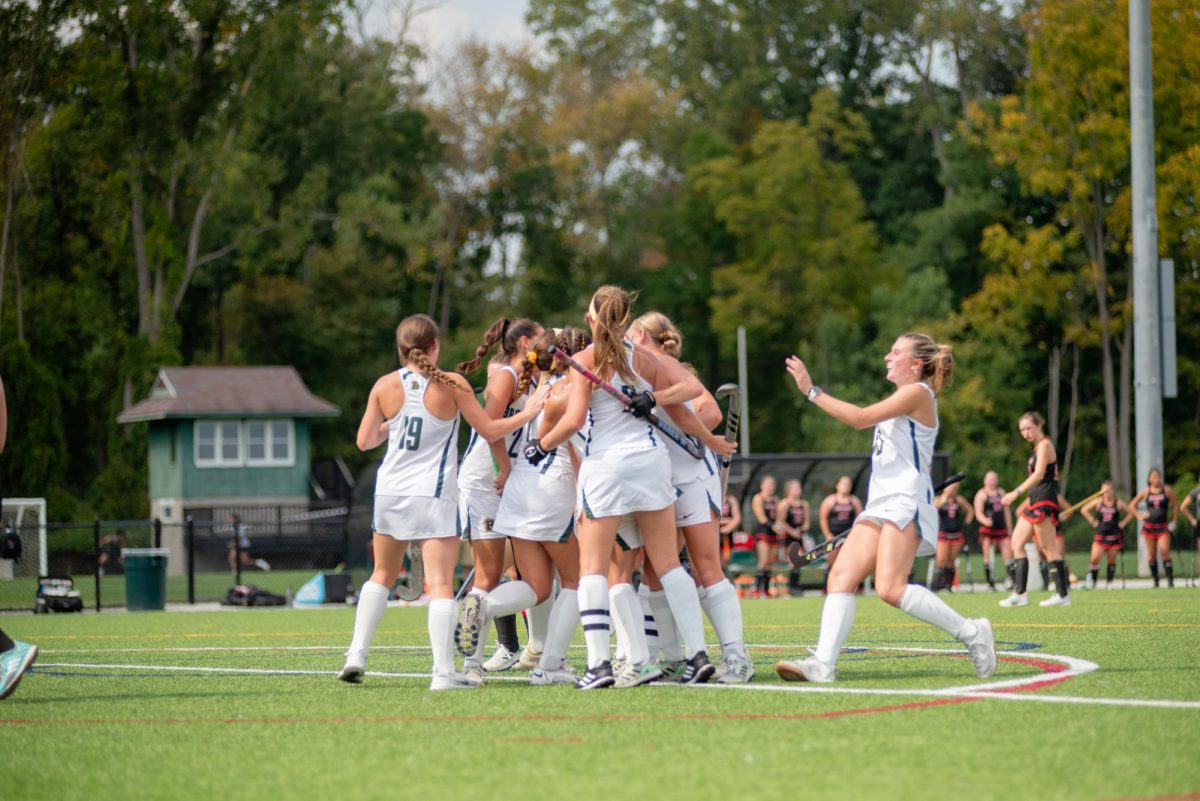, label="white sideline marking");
[36,662,529,683]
